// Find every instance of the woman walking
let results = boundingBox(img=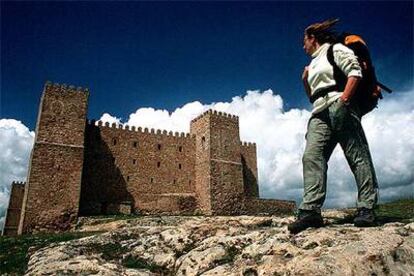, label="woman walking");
[288,19,379,234]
